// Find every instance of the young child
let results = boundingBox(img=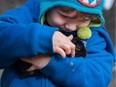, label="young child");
[13,6,101,78]
[0,0,115,87]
